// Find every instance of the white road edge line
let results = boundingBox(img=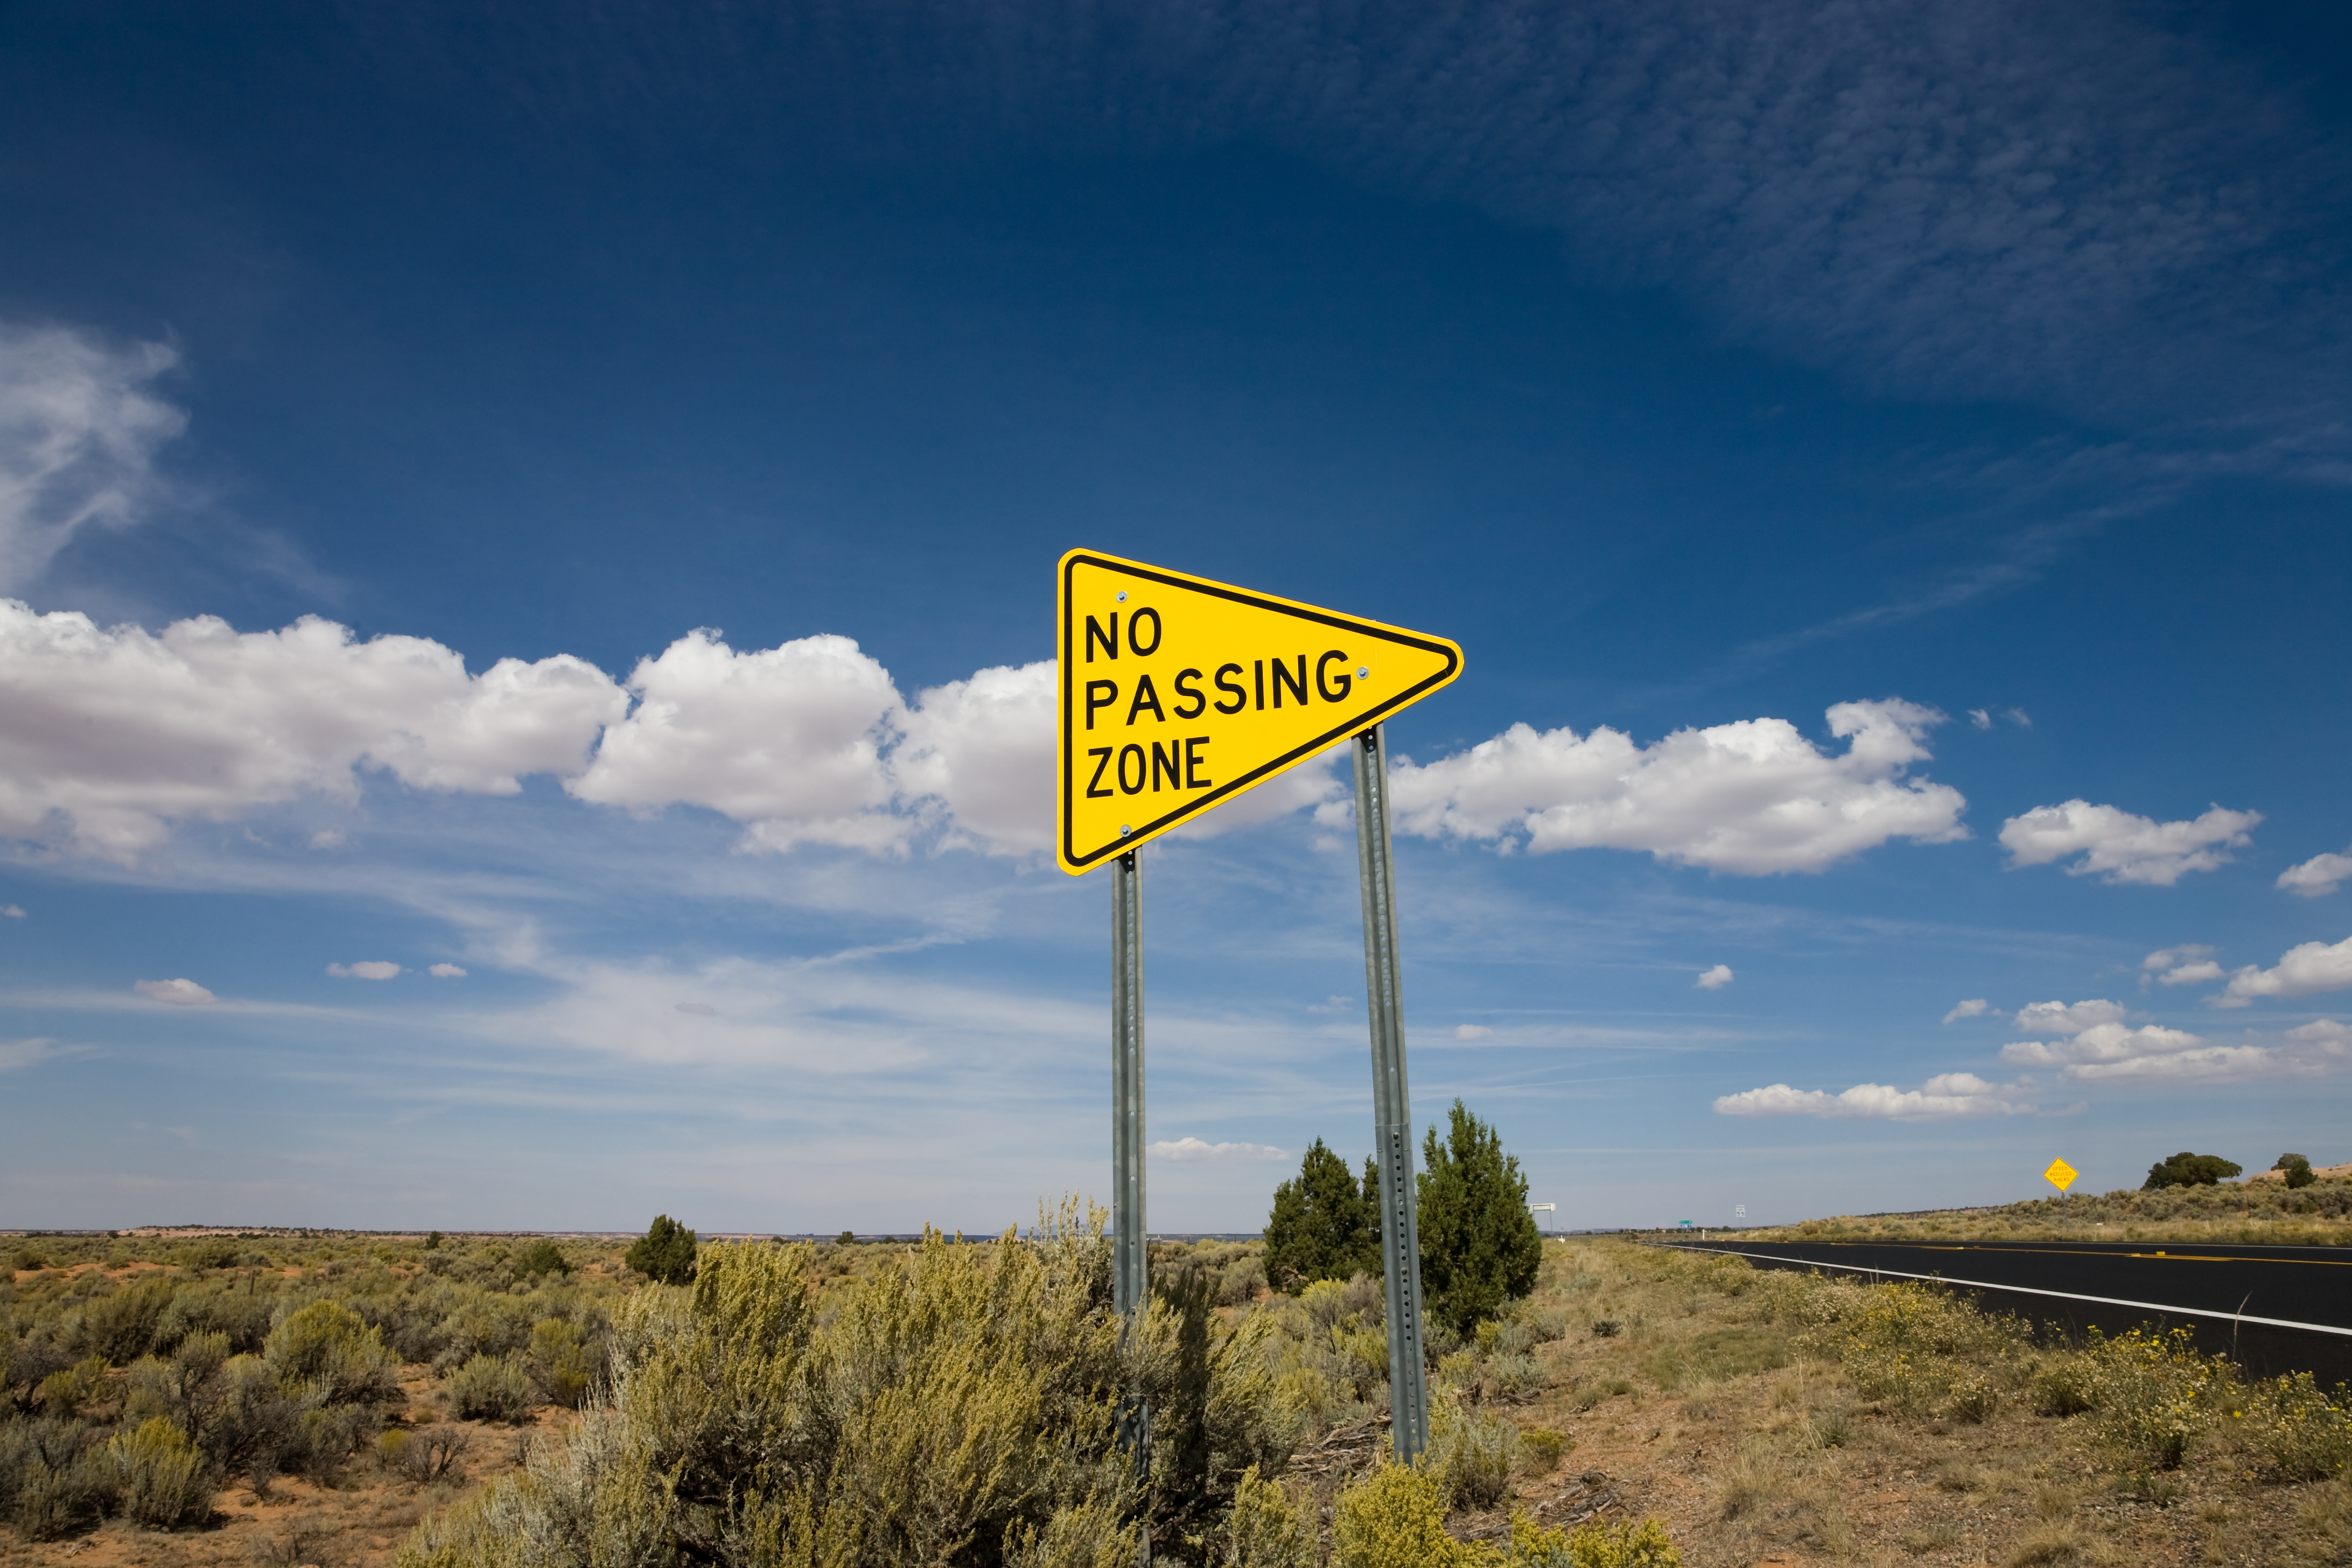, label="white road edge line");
[1656,1243,2352,1339]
